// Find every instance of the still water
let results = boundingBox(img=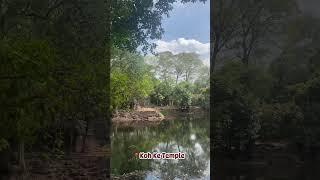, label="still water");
[111,111,210,179]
